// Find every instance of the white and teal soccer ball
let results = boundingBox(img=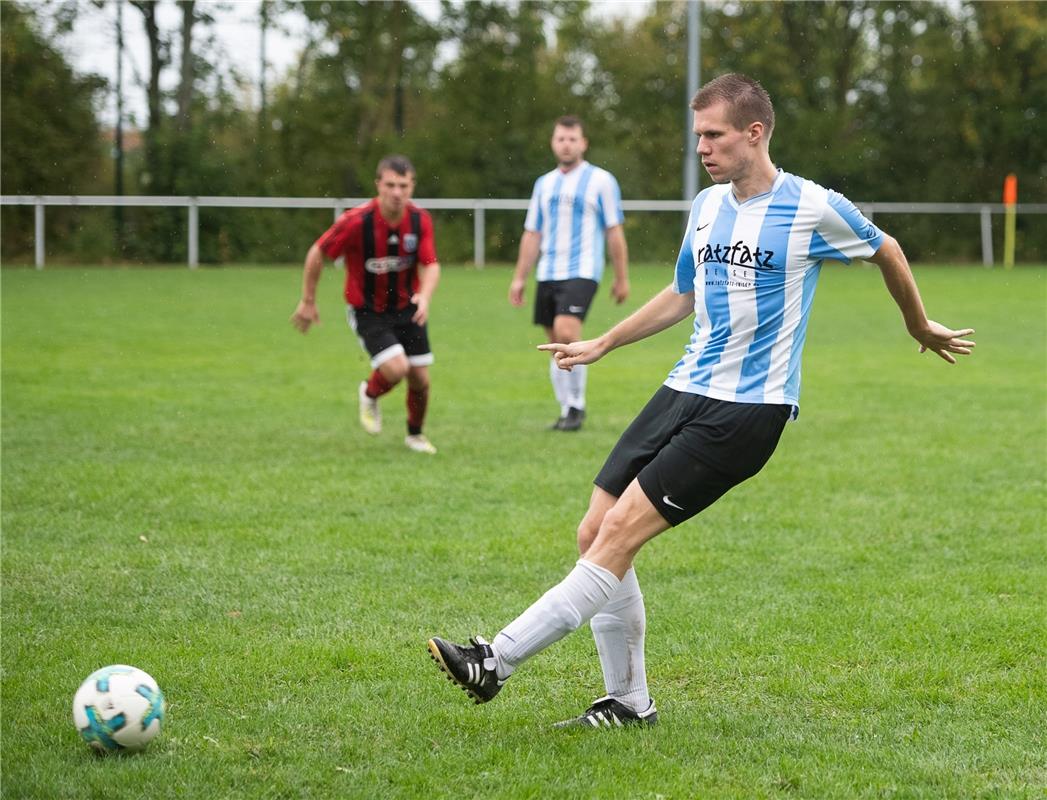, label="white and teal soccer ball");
[72,665,165,753]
